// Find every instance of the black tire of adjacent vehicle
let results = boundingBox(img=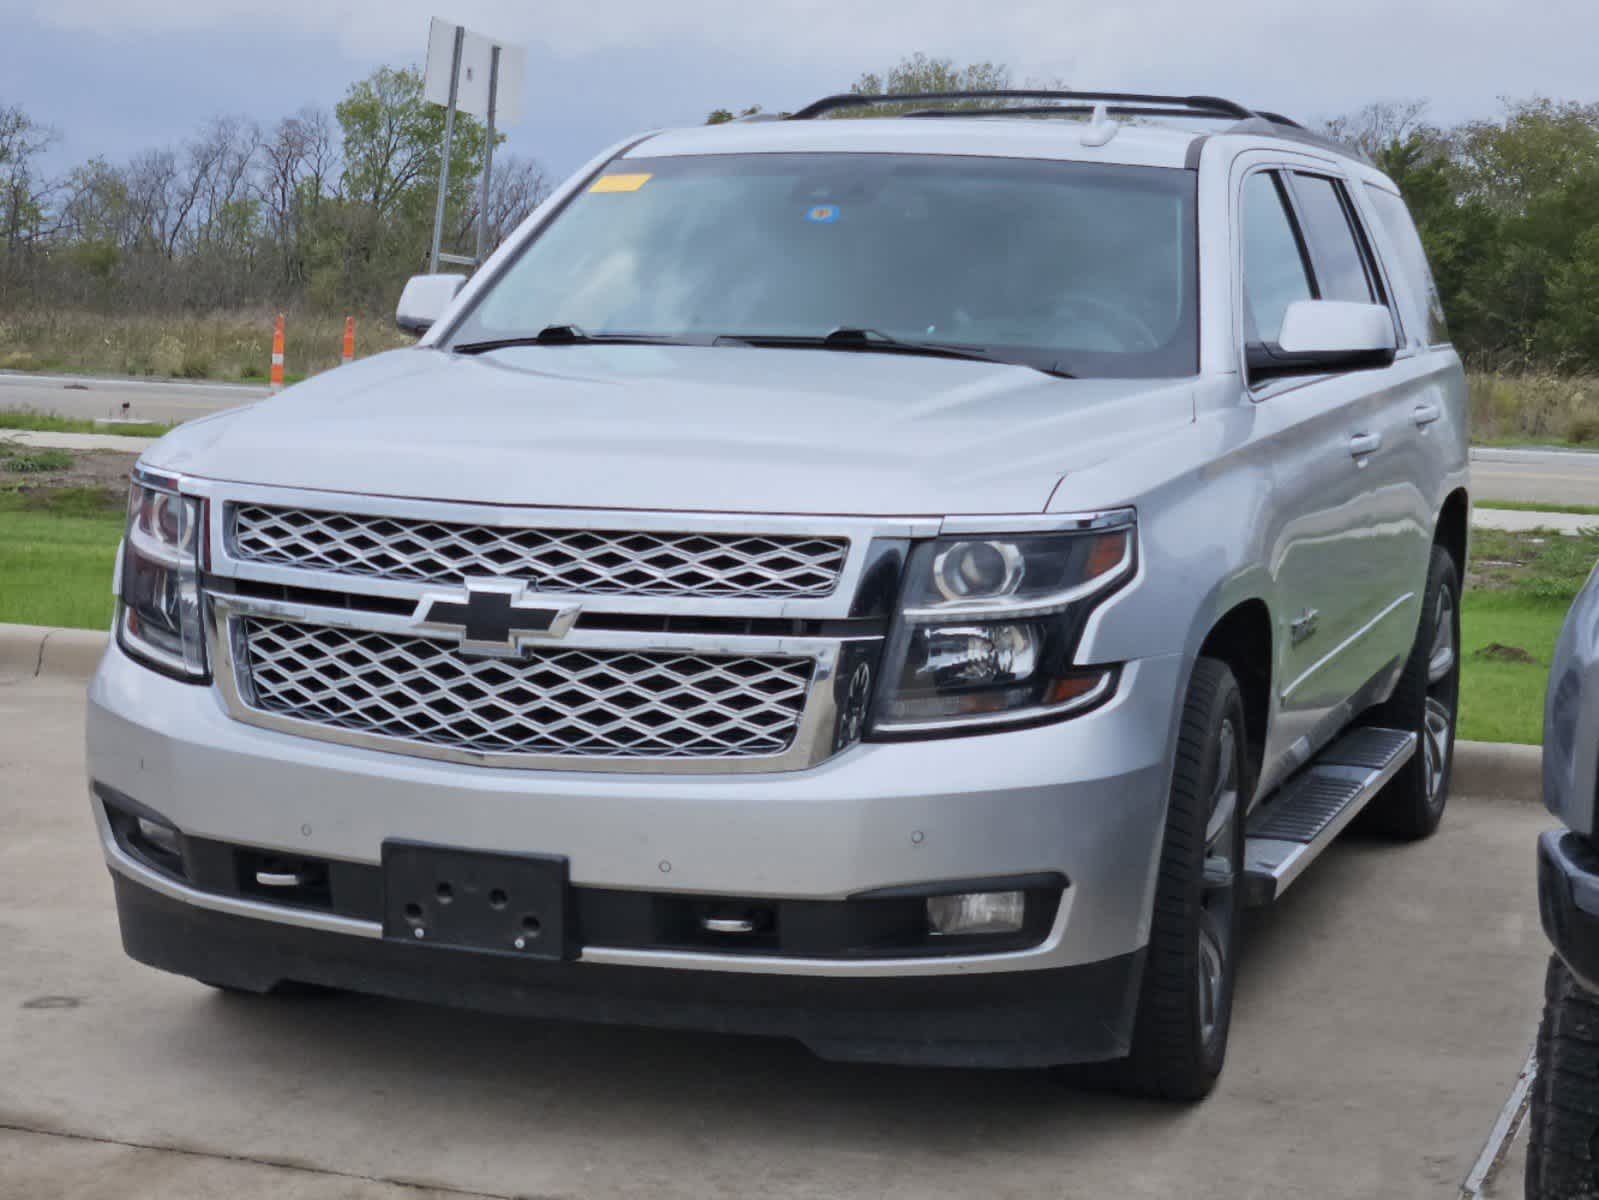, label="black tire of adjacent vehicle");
[1358,543,1460,840]
[1527,955,1599,1200]
[1111,656,1251,1101]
